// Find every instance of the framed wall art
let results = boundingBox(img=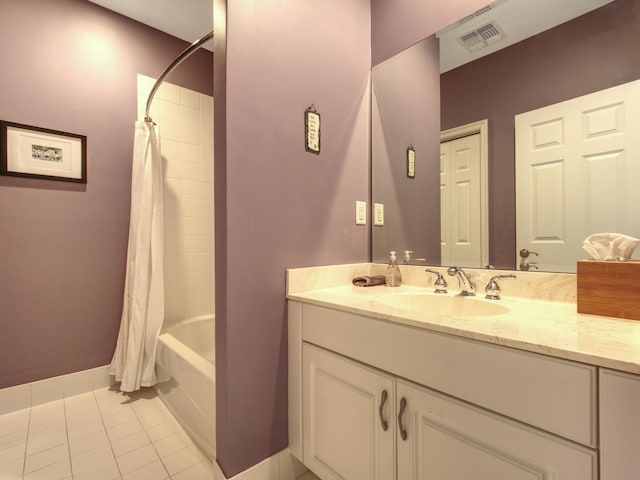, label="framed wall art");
[0,121,86,183]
